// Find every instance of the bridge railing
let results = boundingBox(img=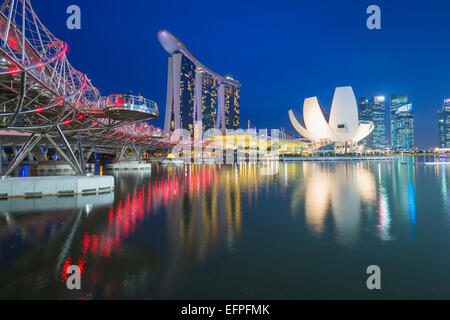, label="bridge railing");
[106,94,158,112]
